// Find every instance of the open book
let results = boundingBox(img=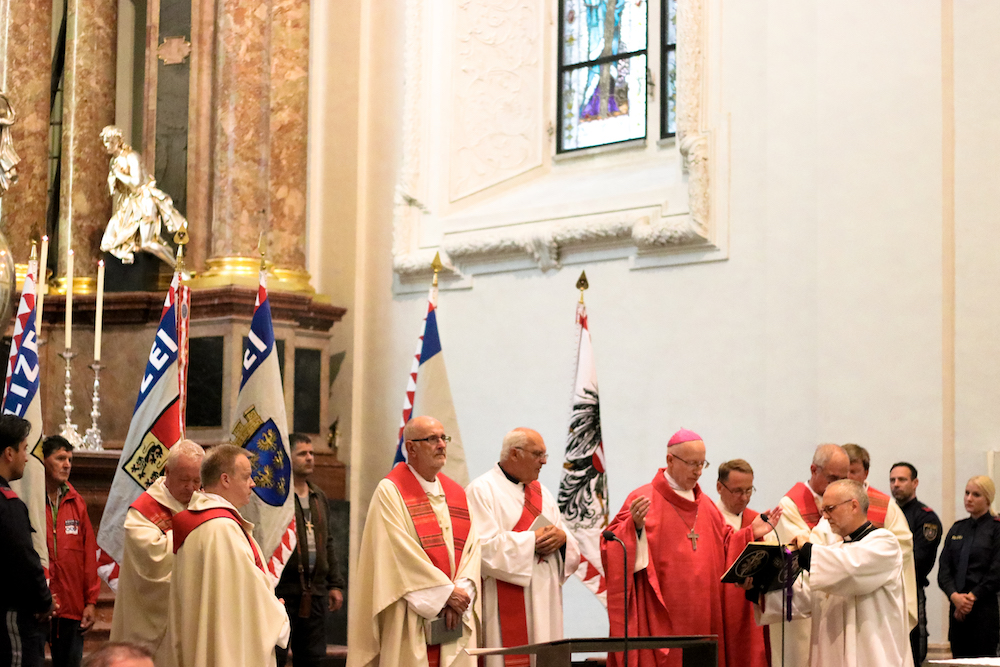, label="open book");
[721,543,802,595]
